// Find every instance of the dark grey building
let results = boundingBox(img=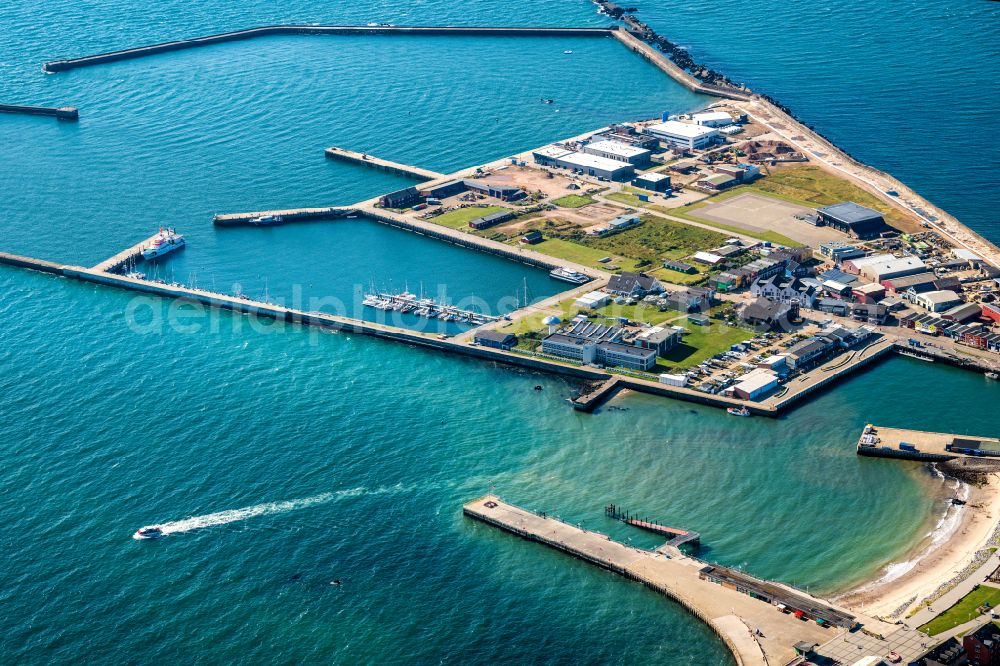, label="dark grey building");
[815,202,889,239]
